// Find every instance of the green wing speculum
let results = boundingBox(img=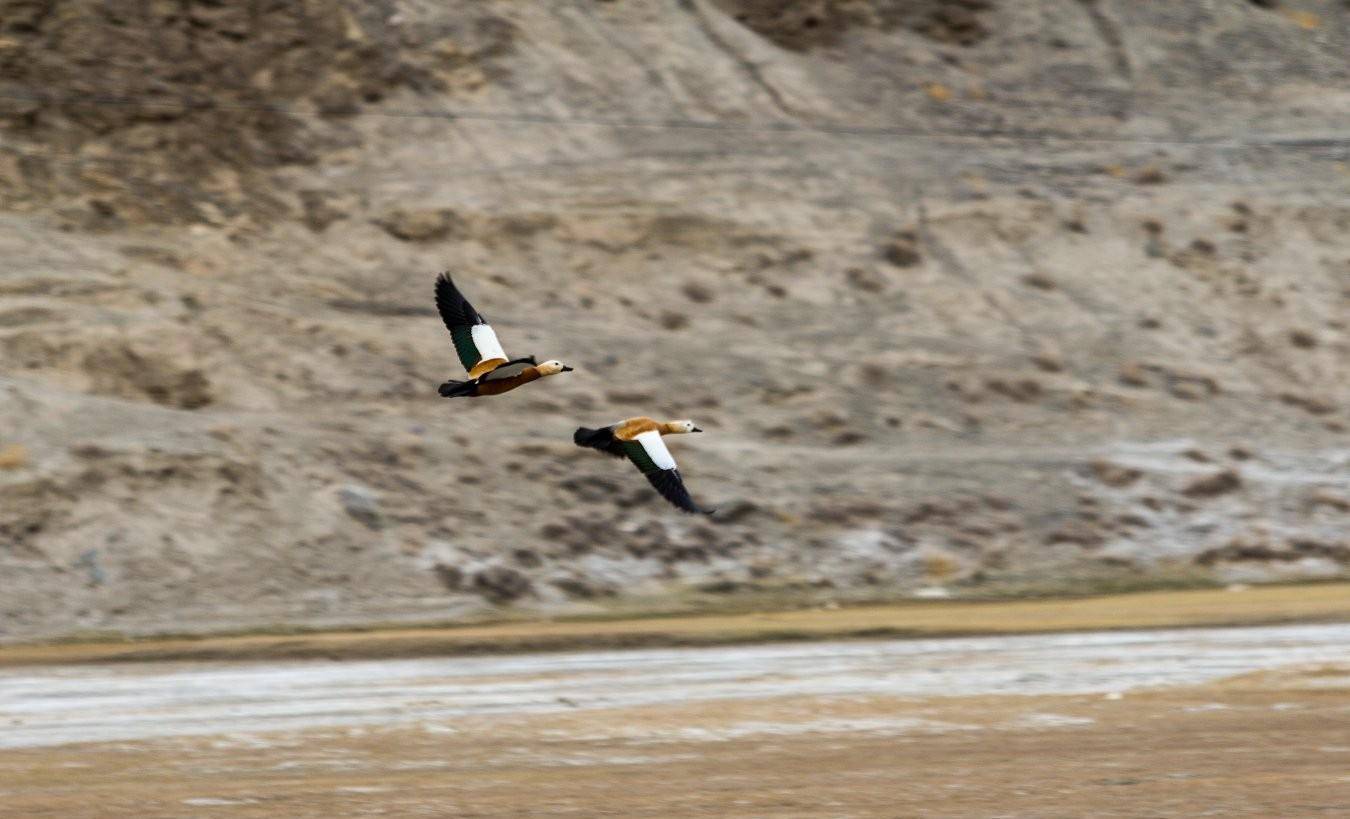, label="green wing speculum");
[622,433,707,514]
[435,273,508,376]
[622,439,660,475]
[449,325,480,373]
